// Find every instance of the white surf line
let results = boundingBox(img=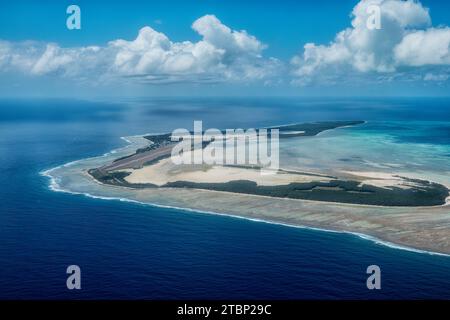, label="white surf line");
[41,166,450,258]
[40,128,450,258]
[40,134,149,175]
[315,120,368,137]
